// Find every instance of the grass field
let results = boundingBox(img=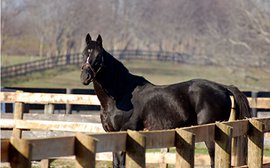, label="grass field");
[1,55,41,66]
[2,58,270,91]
